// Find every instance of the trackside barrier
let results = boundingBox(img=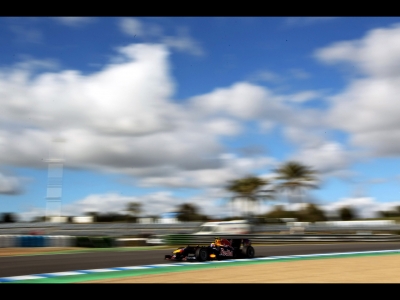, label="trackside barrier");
[1,234,400,248]
[47,236,61,247]
[1,222,400,236]
[0,235,17,247]
[17,236,46,247]
[7,235,18,247]
[115,238,148,247]
[164,234,193,246]
[46,236,75,247]
[0,235,76,248]
[162,234,400,246]
[75,236,114,248]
